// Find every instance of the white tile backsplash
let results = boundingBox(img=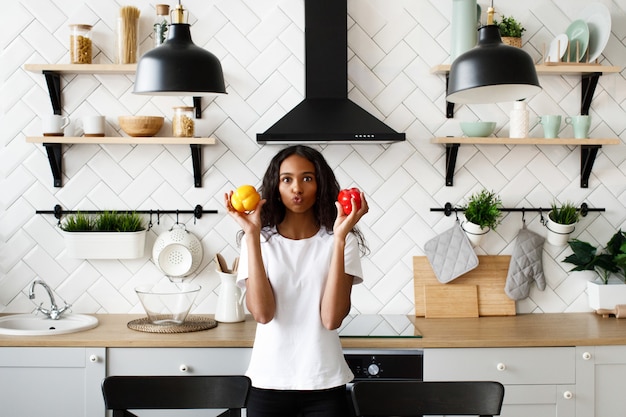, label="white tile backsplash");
[2,0,626,316]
